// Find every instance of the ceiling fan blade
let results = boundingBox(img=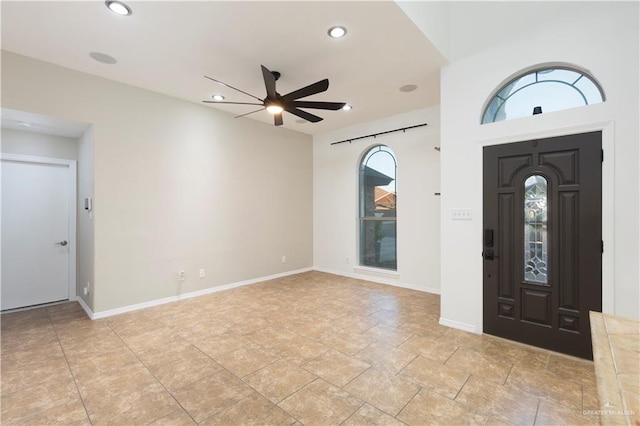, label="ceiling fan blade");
[261,65,277,99]
[285,106,323,123]
[204,76,264,102]
[234,108,265,119]
[292,101,346,110]
[274,112,283,126]
[282,79,329,101]
[202,101,264,106]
